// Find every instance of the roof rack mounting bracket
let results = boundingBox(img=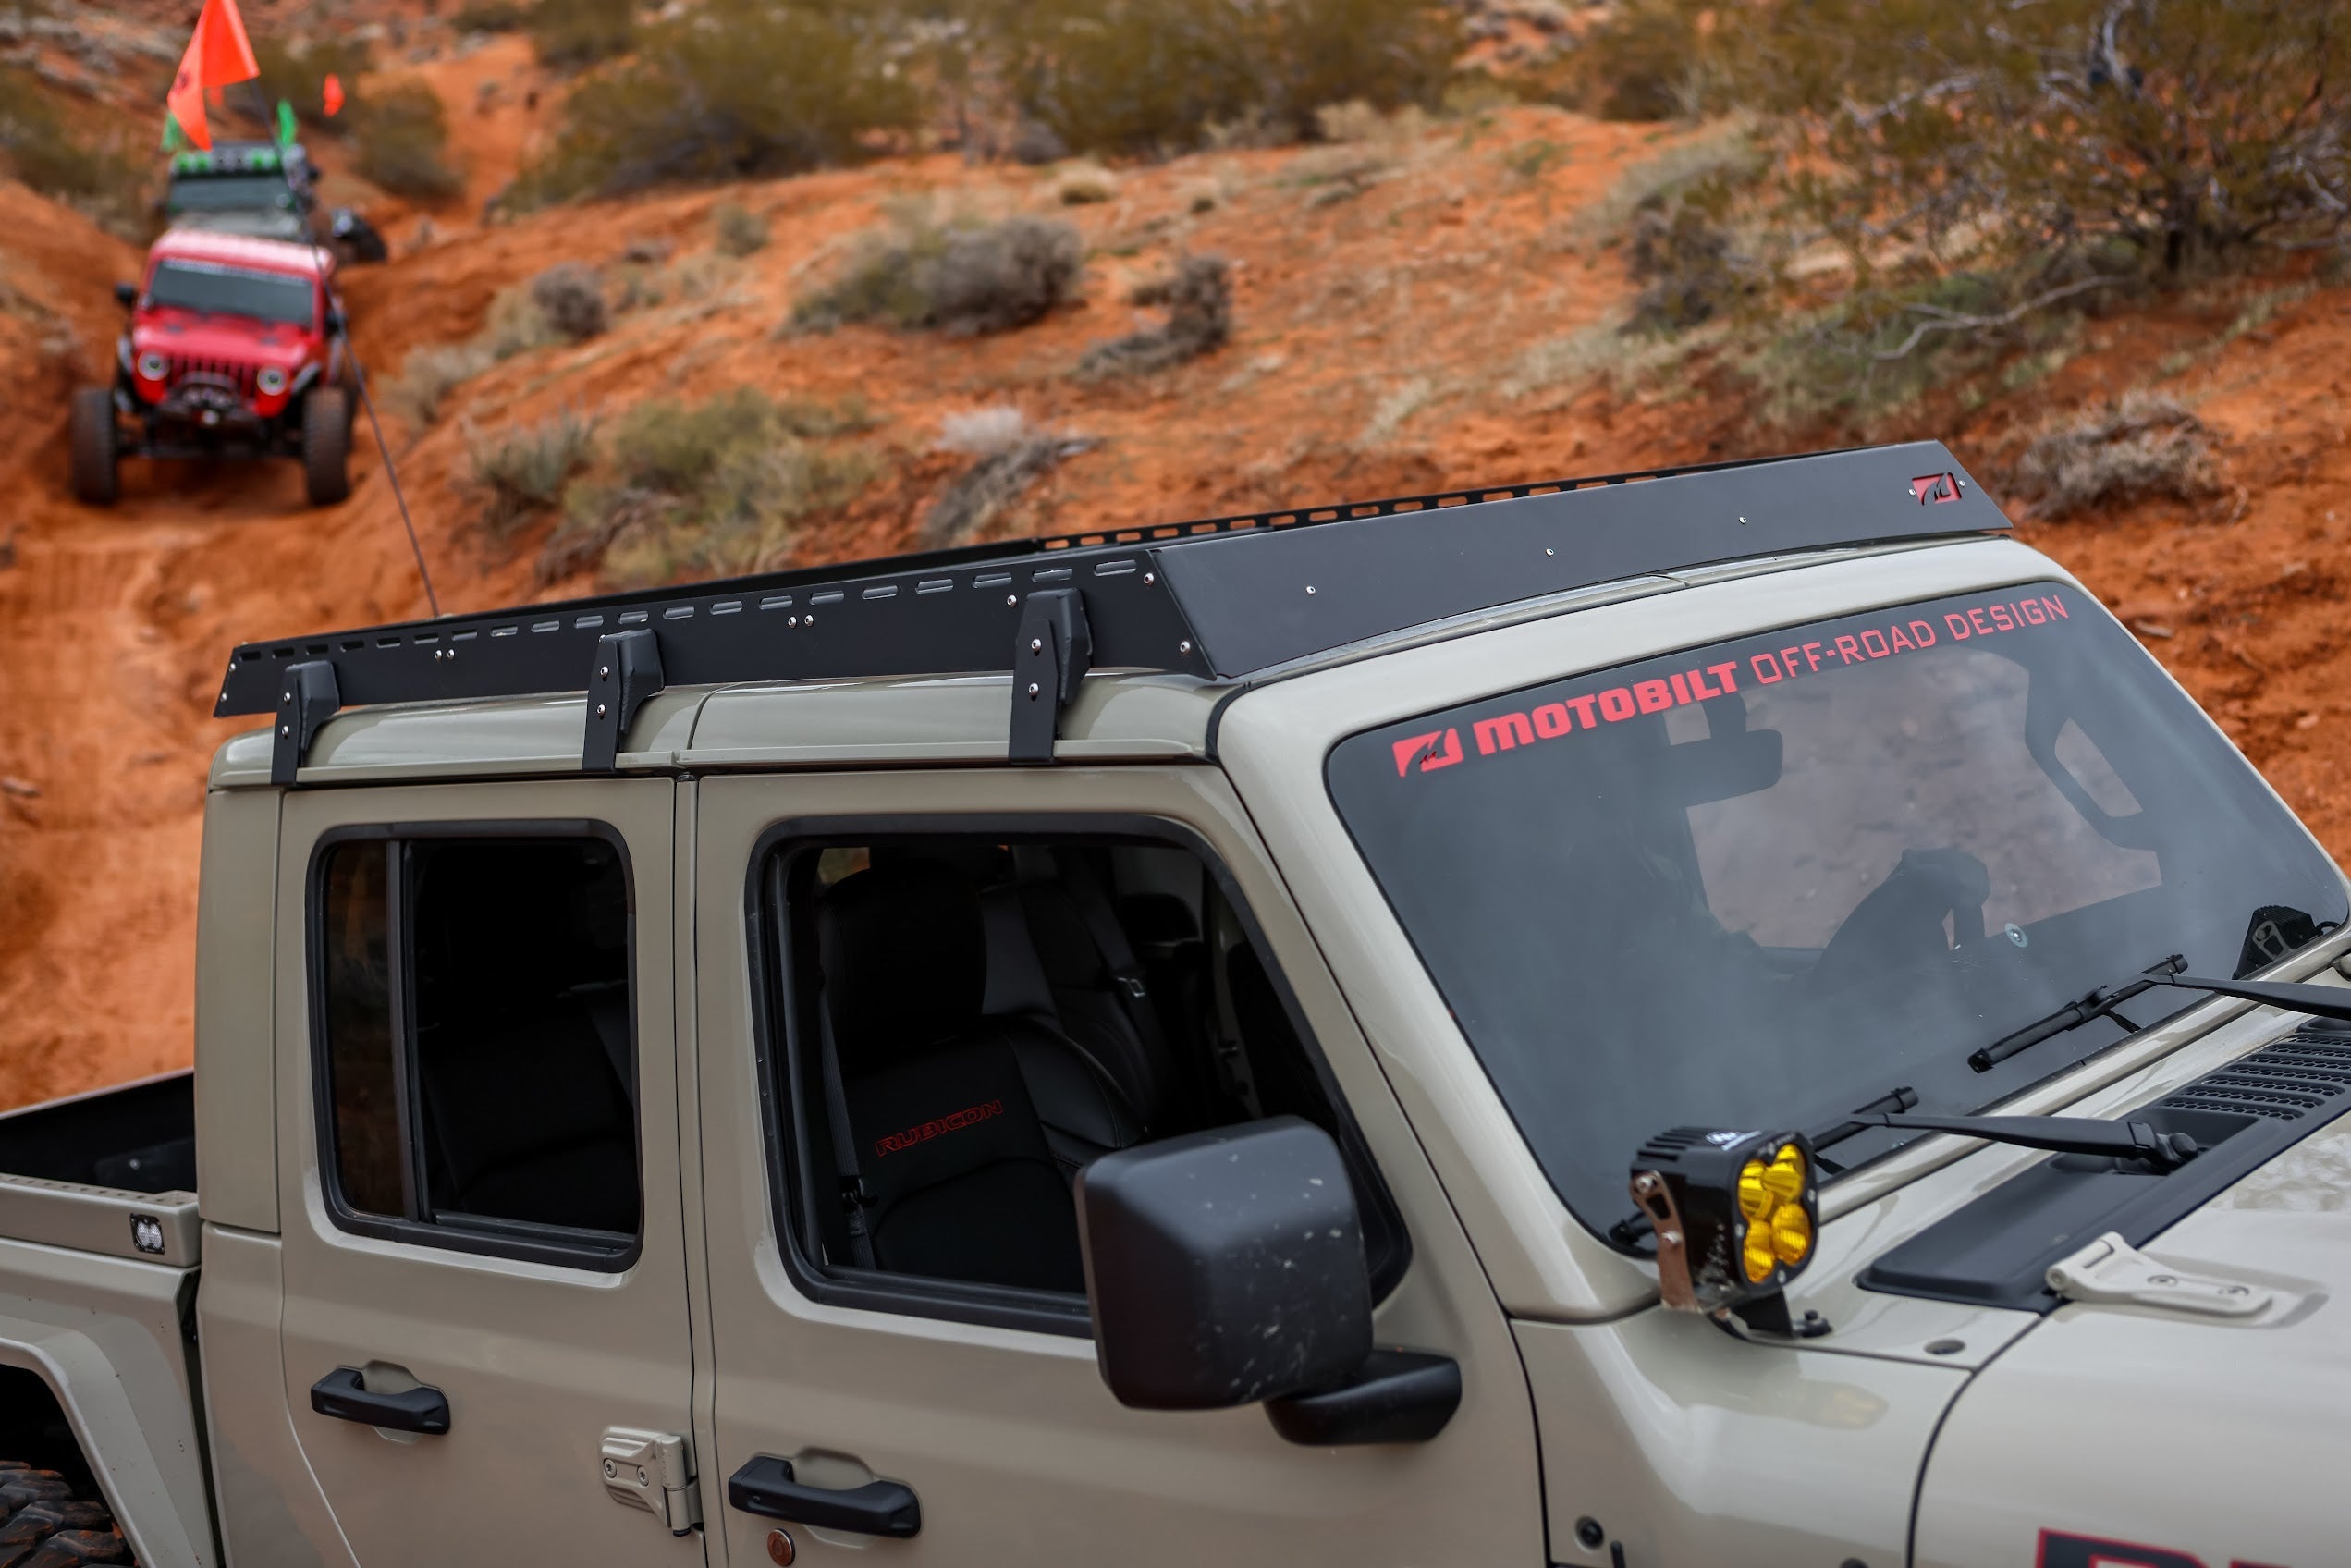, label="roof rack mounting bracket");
[270,660,341,786]
[584,628,666,772]
[1010,588,1093,765]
